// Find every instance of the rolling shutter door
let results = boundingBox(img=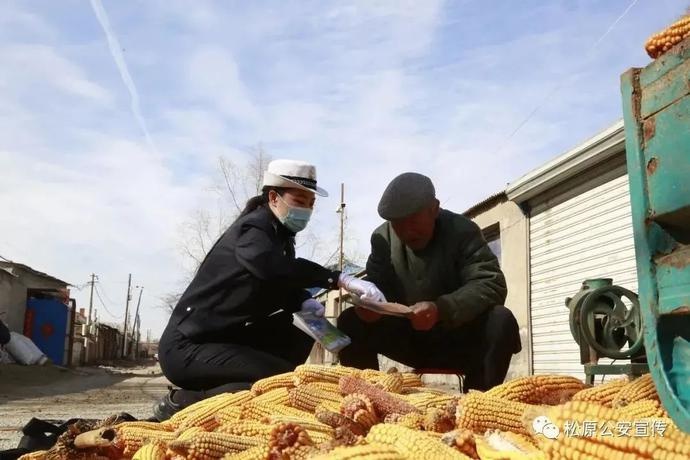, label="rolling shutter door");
[529,174,638,379]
